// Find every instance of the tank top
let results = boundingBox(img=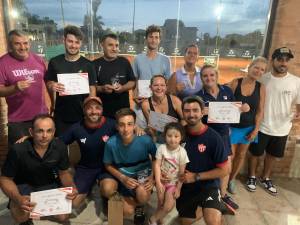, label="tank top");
[148,94,180,119]
[176,66,202,100]
[231,78,261,128]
